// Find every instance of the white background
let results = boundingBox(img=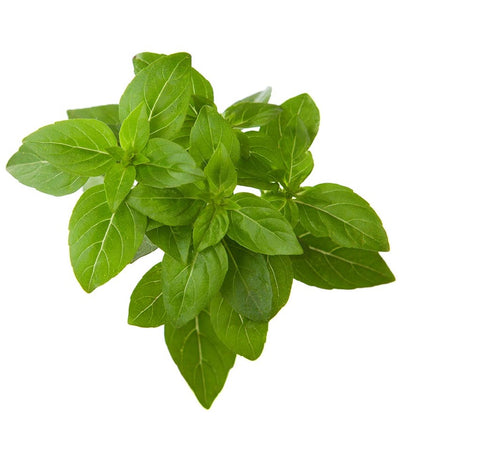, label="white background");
[1,1,479,447]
